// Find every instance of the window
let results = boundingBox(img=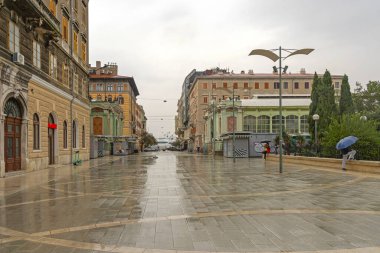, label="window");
[223,82,227,88]
[118,96,124,104]
[72,120,77,148]
[257,116,270,133]
[62,63,69,86]
[63,121,68,149]
[283,82,288,89]
[49,53,58,79]
[97,95,102,101]
[96,84,103,91]
[81,5,86,25]
[62,16,69,42]
[286,115,298,134]
[33,113,40,150]
[117,84,123,92]
[243,116,256,132]
[81,41,86,62]
[227,116,236,132]
[202,83,207,89]
[73,31,78,55]
[264,82,269,89]
[74,0,78,11]
[233,82,238,89]
[274,82,280,89]
[335,82,340,89]
[107,84,113,92]
[49,0,56,16]
[212,83,216,89]
[8,21,19,52]
[272,115,284,133]
[82,125,85,148]
[255,82,259,89]
[294,82,299,89]
[107,95,112,102]
[203,96,208,104]
[305,82,310,89]
[244,82,248,89]
[79,77,83,95]
[74,73,79,93]
[300,115,309,133]
[243,96,248,99]
[32,40,41,69]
